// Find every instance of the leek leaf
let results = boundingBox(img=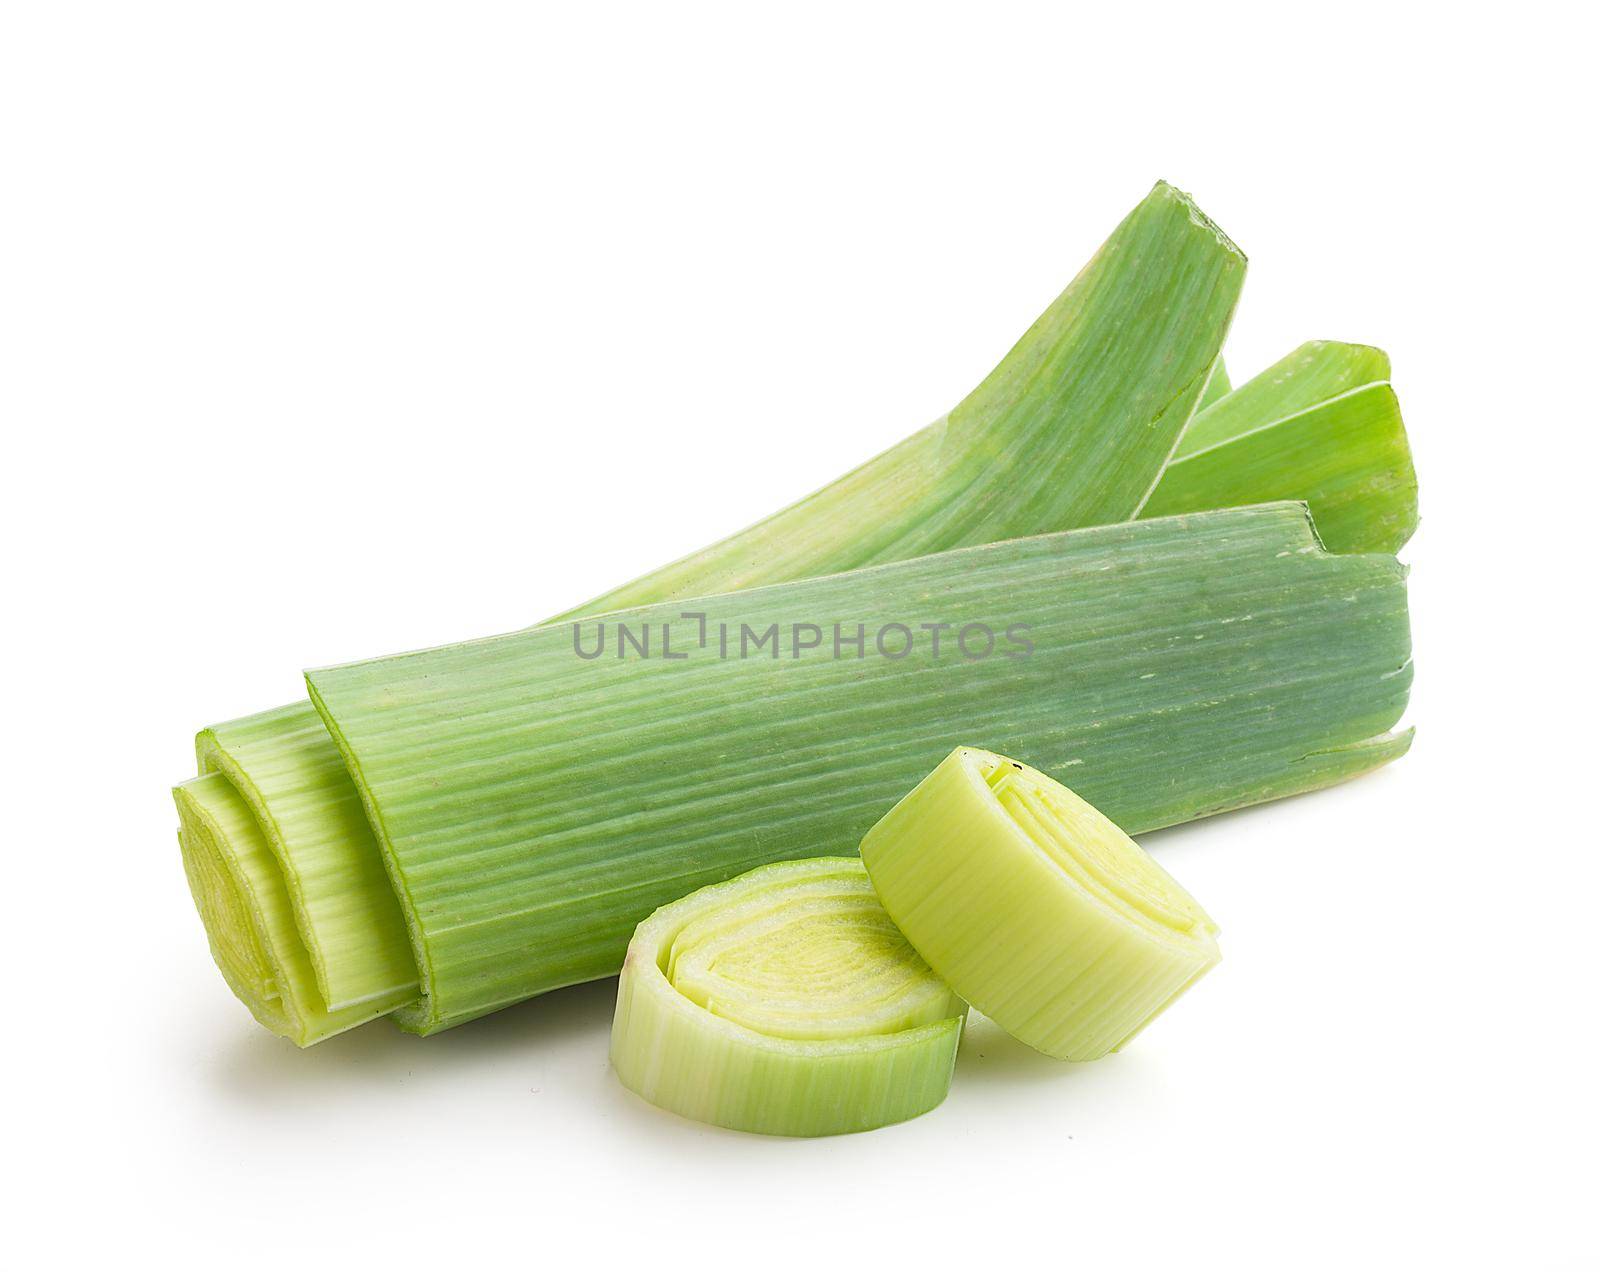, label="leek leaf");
[564,180,1245,617]
[1174,340,1391,458]
[1144,380,1418,554]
